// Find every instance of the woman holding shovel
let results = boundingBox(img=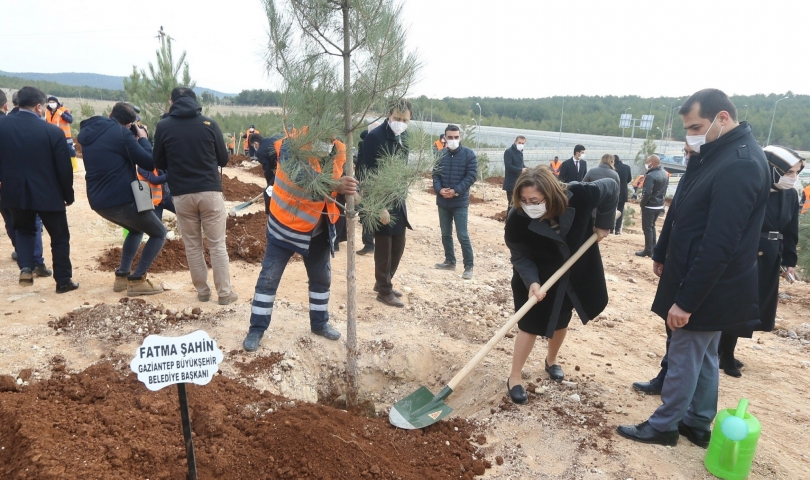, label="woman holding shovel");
[504,167,617,404]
